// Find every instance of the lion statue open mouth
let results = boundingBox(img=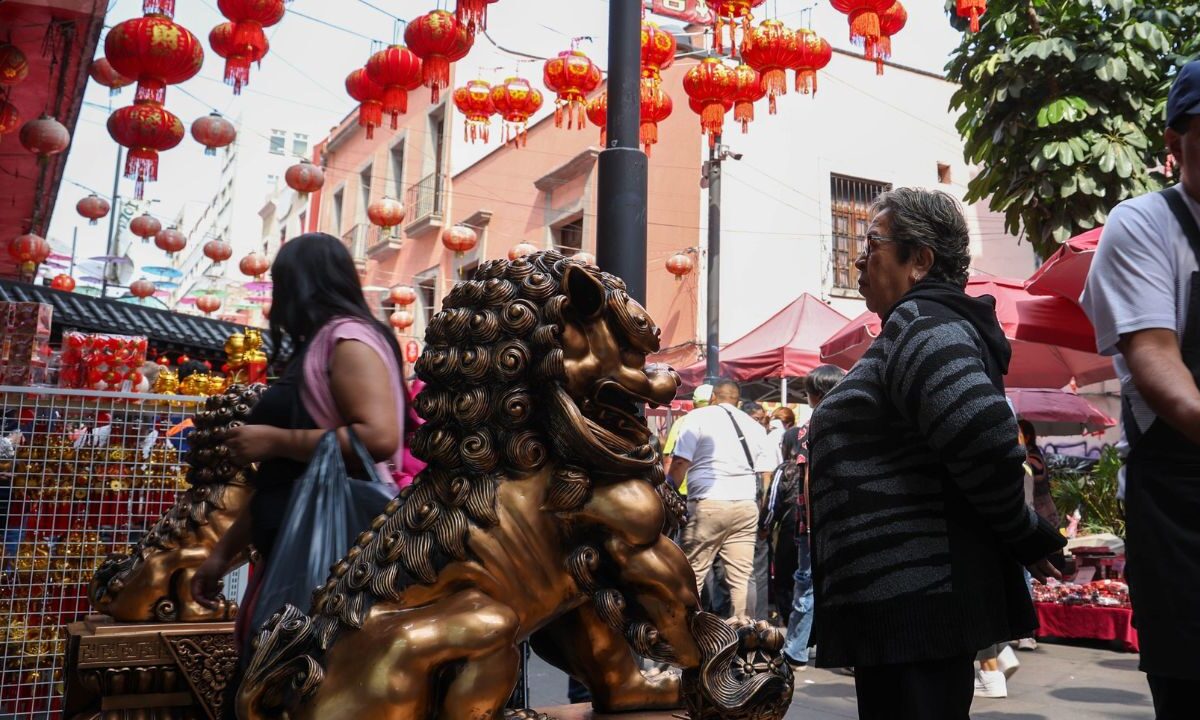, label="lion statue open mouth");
[237,251,792,720]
